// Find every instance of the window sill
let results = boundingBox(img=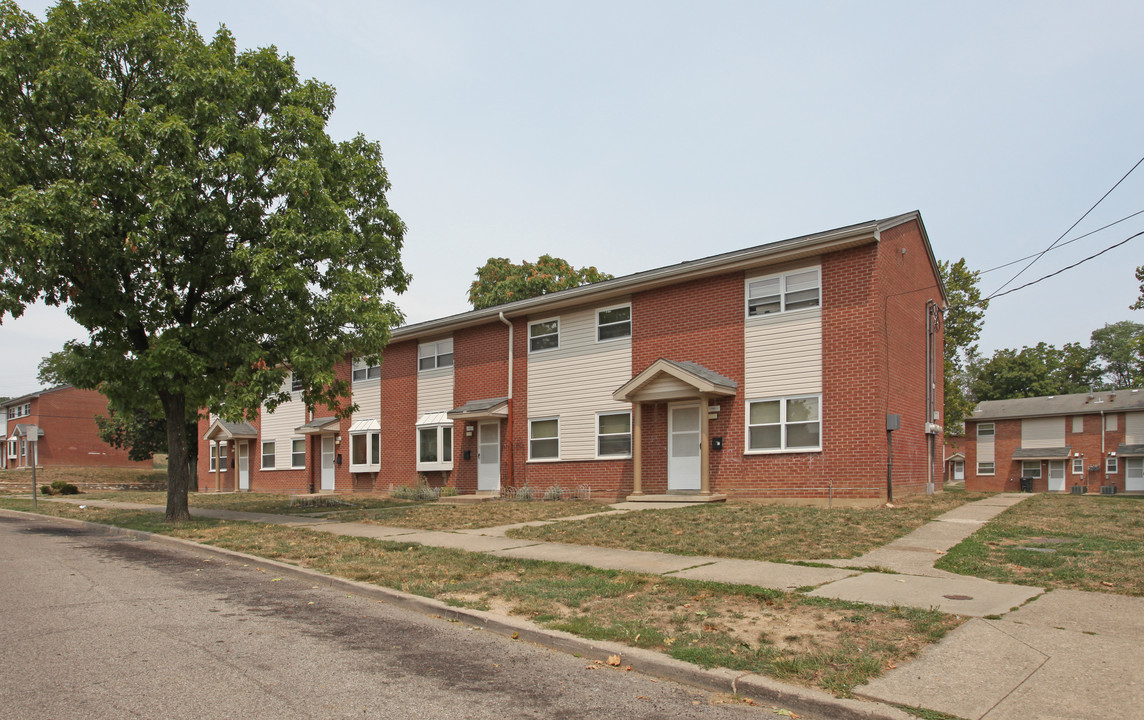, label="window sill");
[744,448,822,455]
[526,458,562,463]
[417,462,453,473]
[350,465,380,474]
[594,455,632,461]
